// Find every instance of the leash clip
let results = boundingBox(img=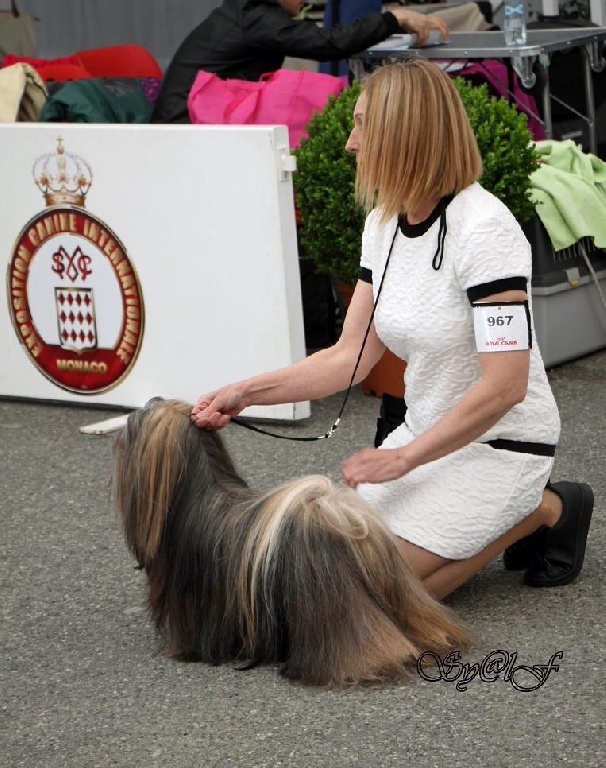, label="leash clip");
[323,417,341,439]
